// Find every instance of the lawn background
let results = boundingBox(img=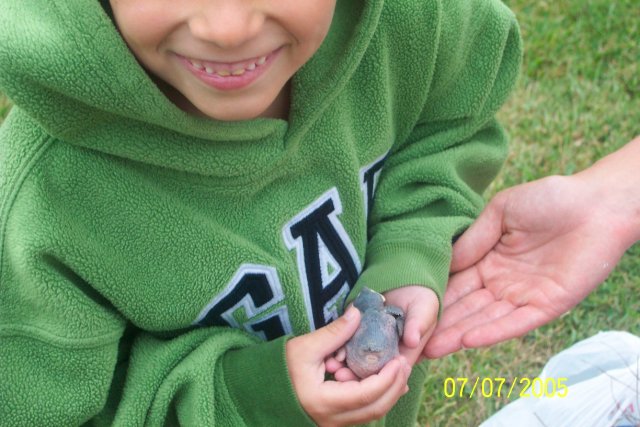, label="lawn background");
[417,0,639,425]
[0,0,638,426]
